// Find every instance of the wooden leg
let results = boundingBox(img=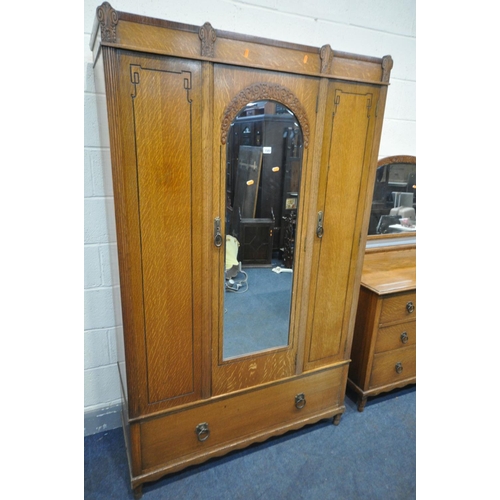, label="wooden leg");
[333,413,342,426]
[357,396,367,412]
[133,484,143,500]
